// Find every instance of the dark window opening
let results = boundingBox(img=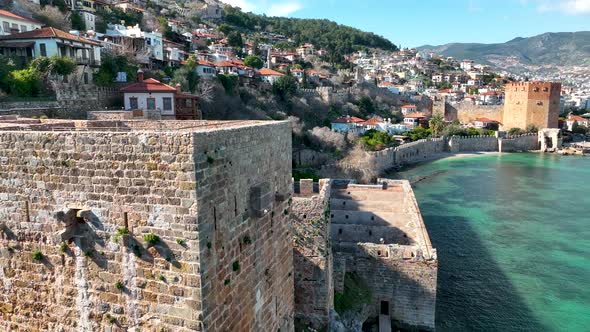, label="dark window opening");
[338,228,342,235]
[380,301,389,315]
